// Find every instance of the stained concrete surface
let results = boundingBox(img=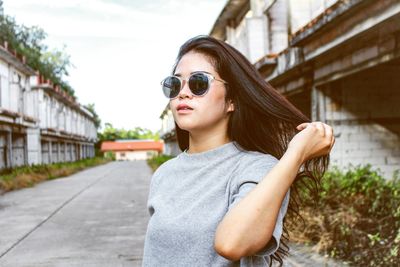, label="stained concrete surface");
[0,161,150,267]
[0,160,346,267]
